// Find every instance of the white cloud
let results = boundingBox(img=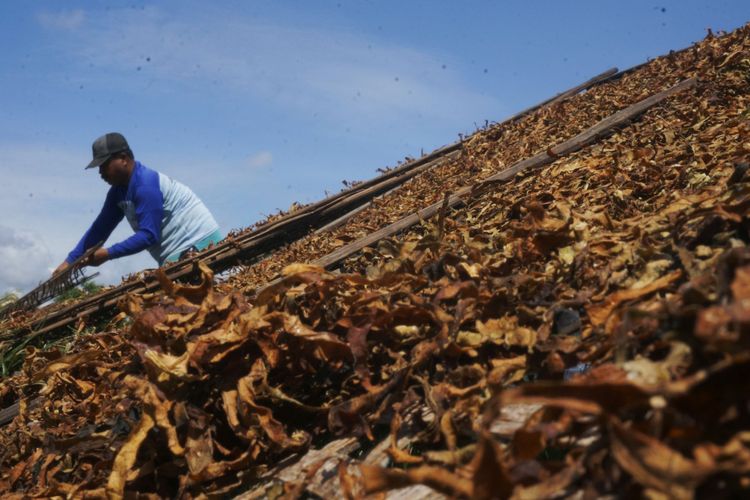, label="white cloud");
[0,219,155,296]
[43,5,502,125]
[247,151,273,169]
[36,9,85,31]
[0,225,52,294]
